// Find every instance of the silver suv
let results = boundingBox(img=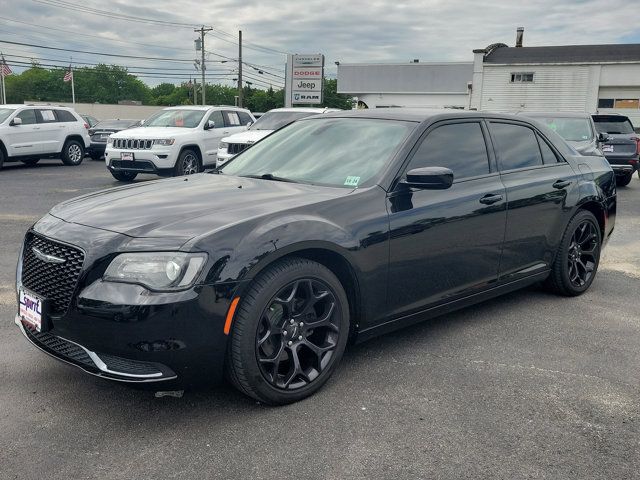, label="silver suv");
[0,105,90,170]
